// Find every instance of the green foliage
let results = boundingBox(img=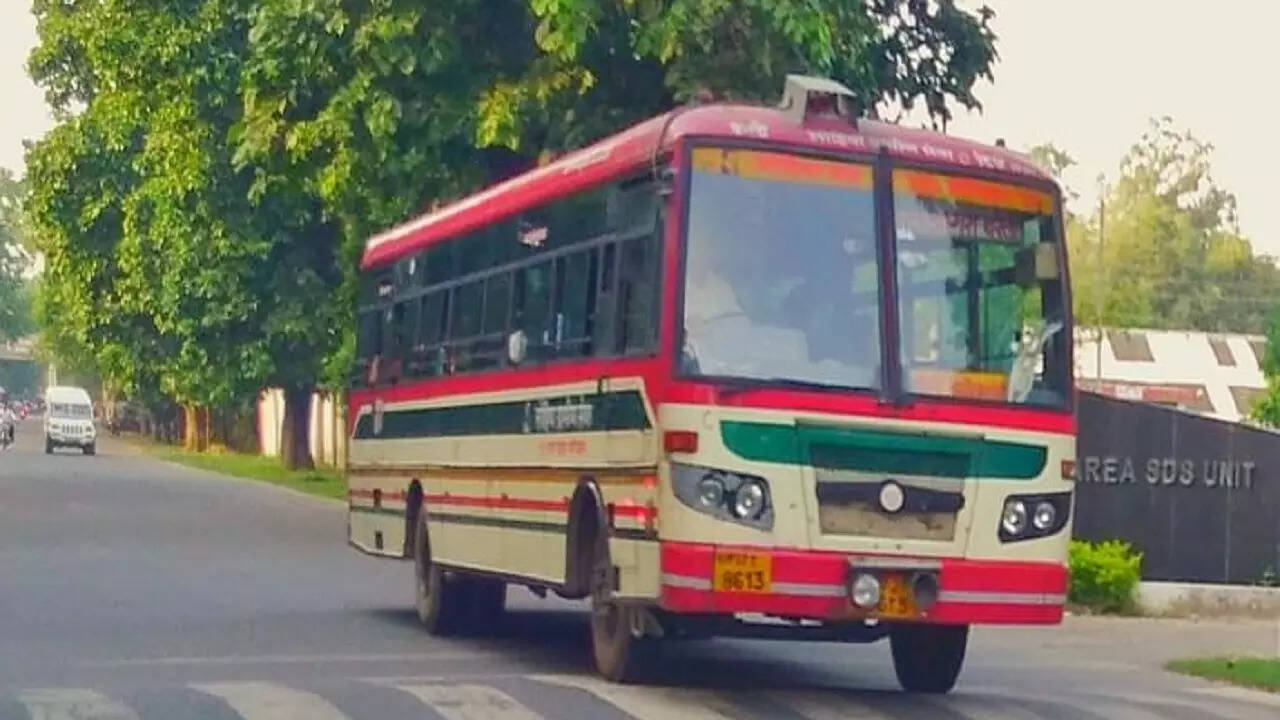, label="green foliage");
[1068,540,1143,613]
[1250,311,1280,427]
[0,169,34,342]
[1167,657,1280,693]
[28,0,999,421]
[1054,118,1280,334]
